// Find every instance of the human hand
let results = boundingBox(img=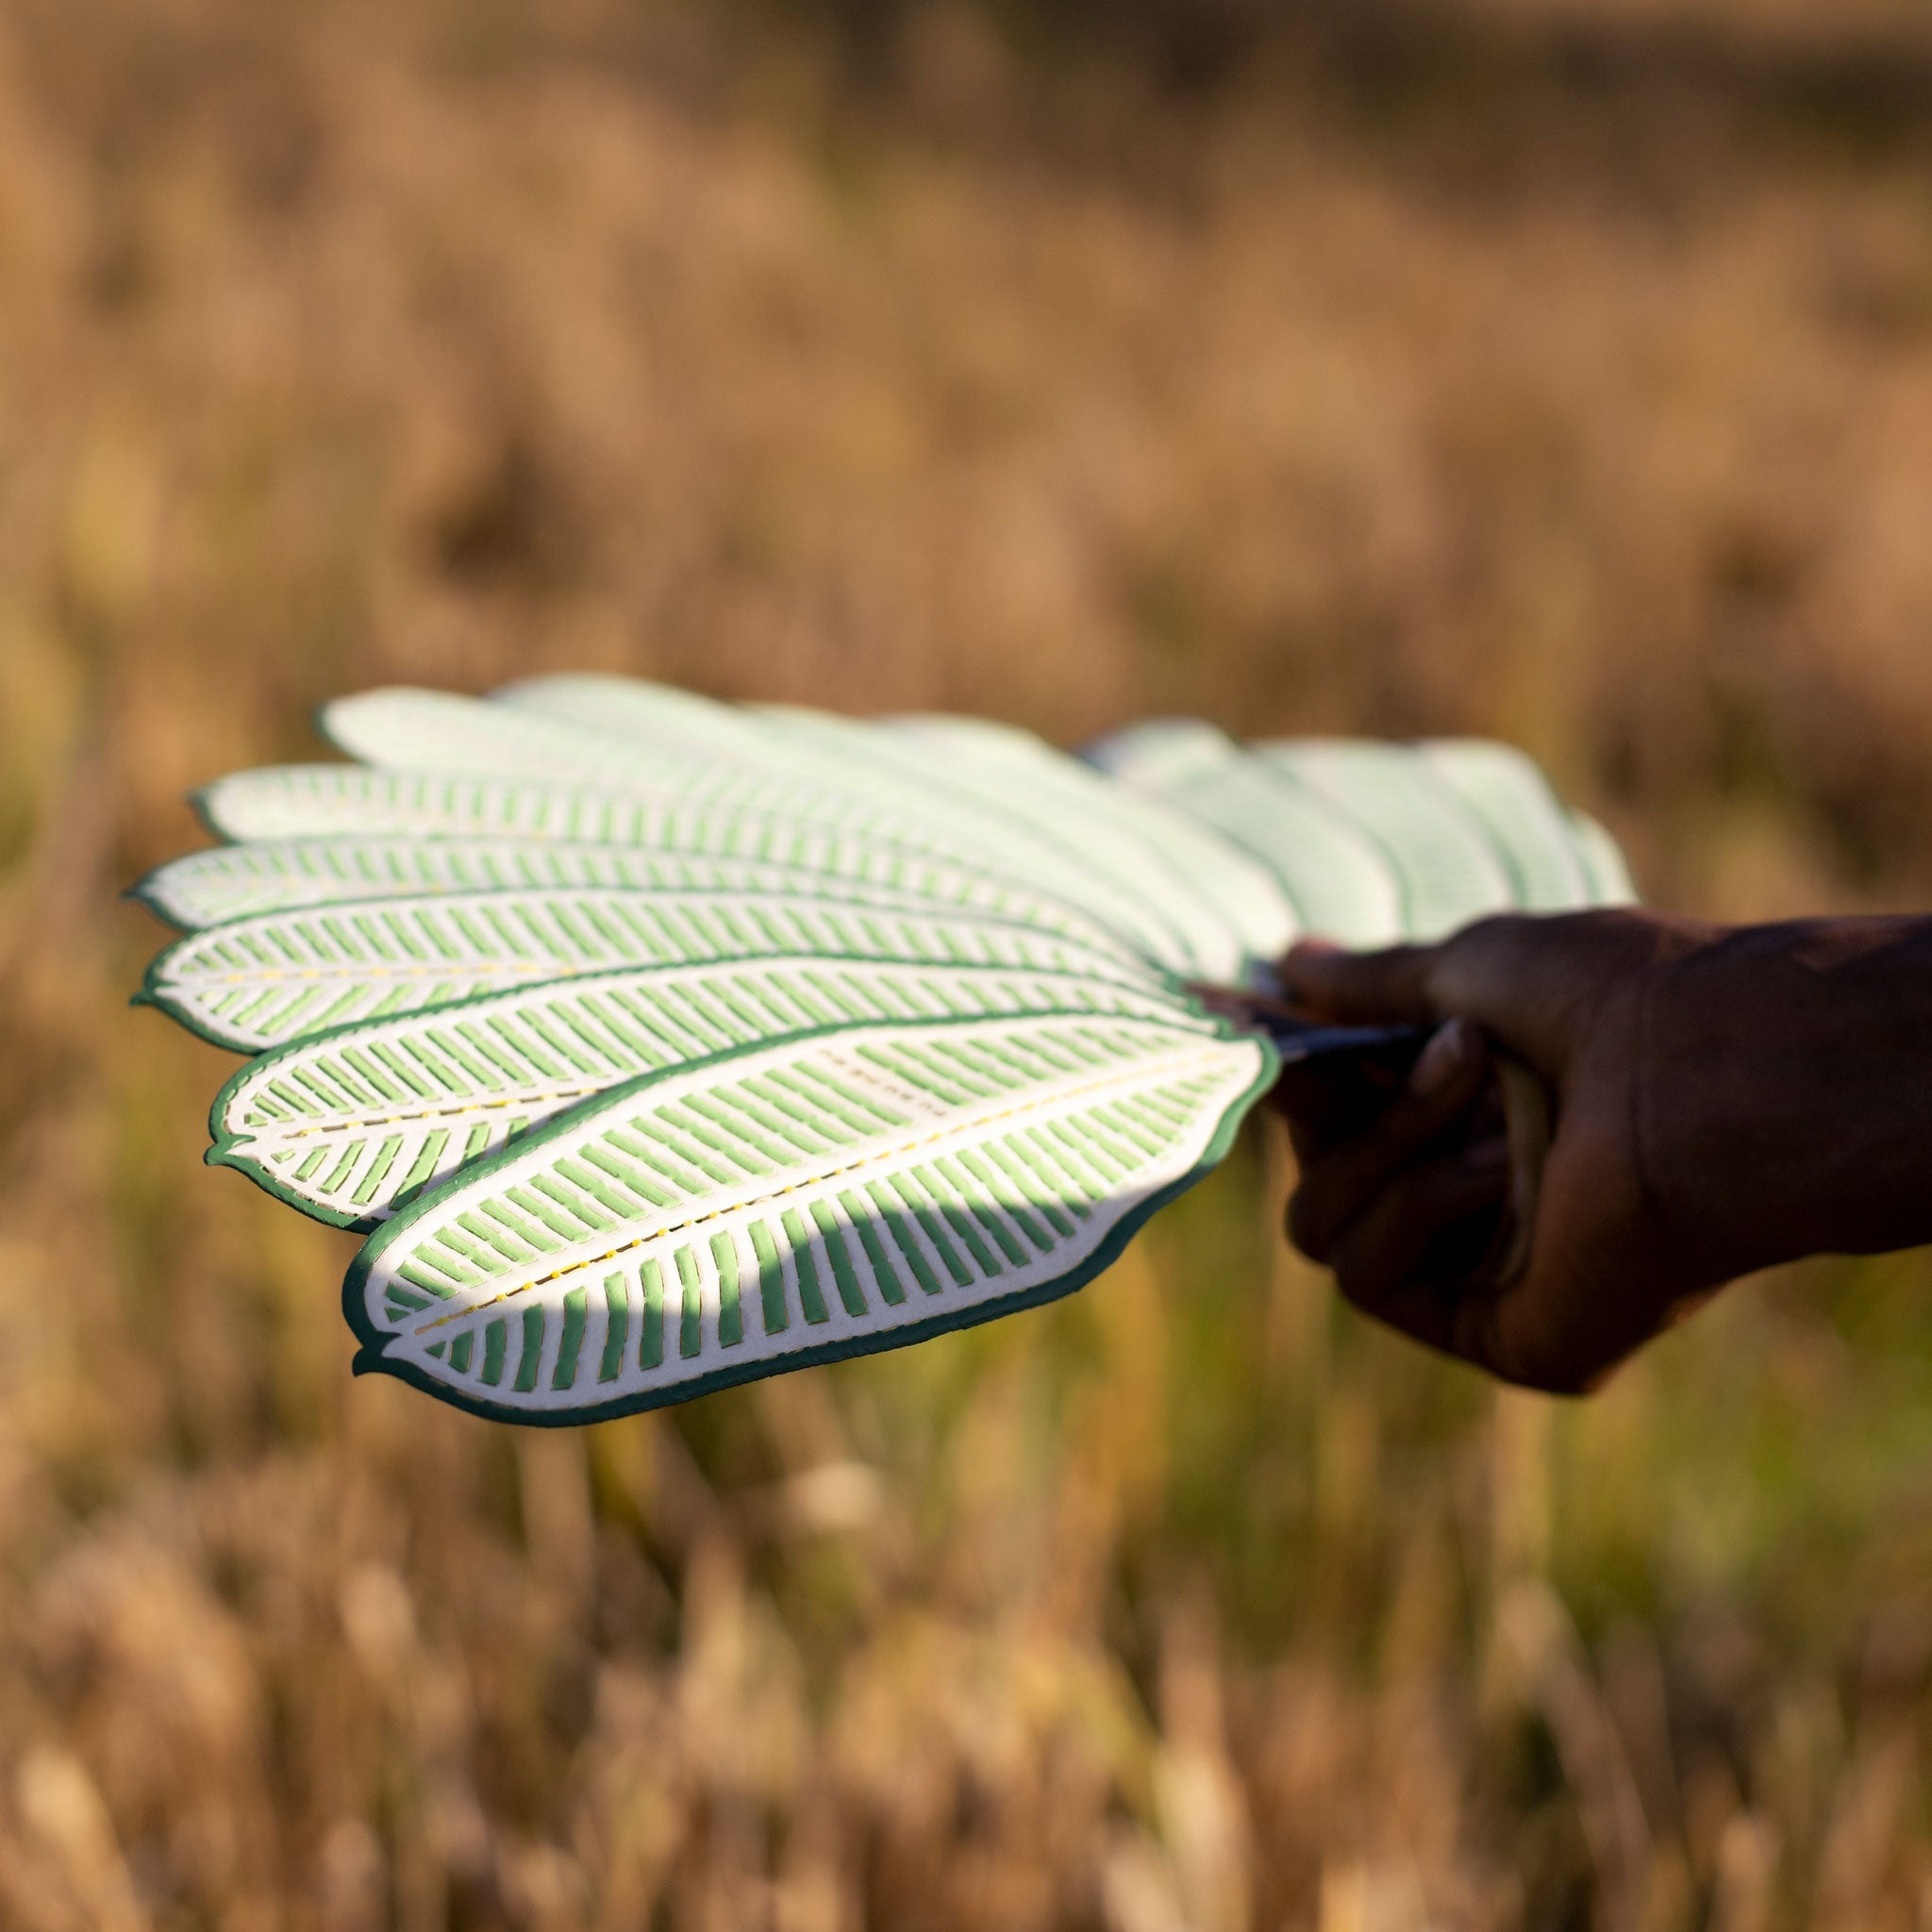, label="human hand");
[1272,908,1932,1393]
